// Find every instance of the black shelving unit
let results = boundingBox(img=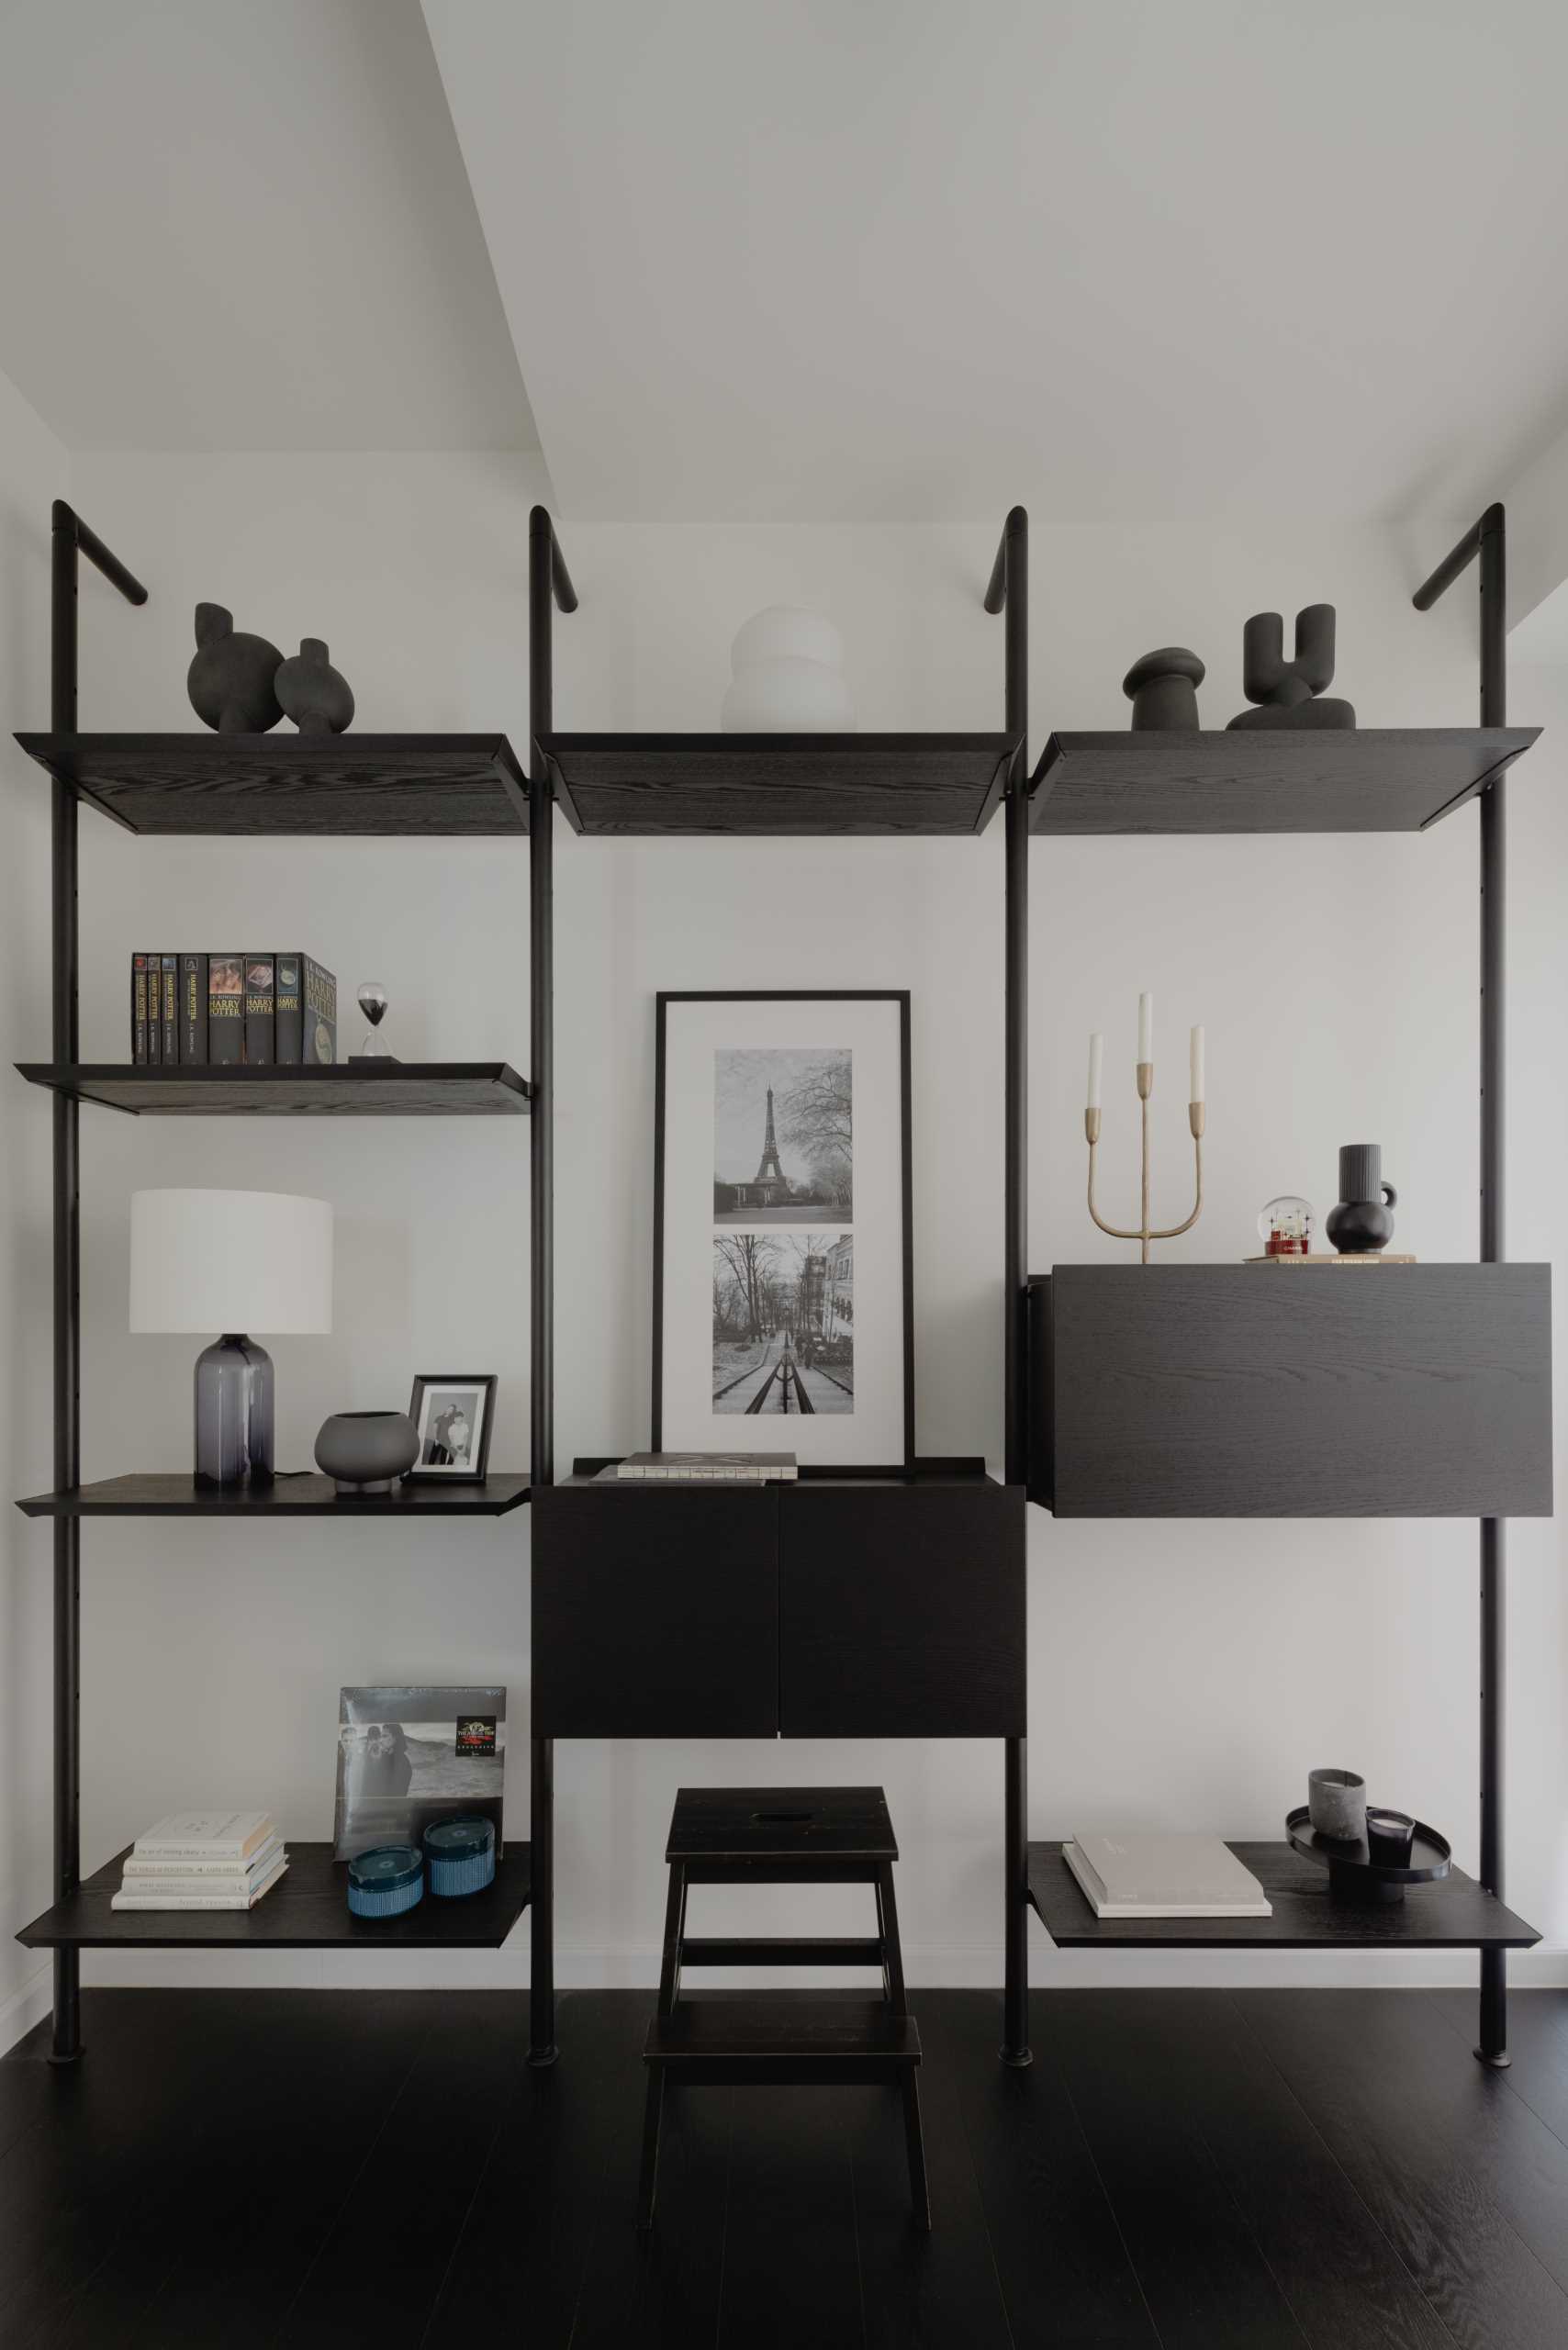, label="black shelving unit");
[17,1472,532,1518]
[1020,502,1543,2052]
[540,732,1018,835]
[14,501,536,2060]
[17,1063,531,1115]
[17,1841,532,1953]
